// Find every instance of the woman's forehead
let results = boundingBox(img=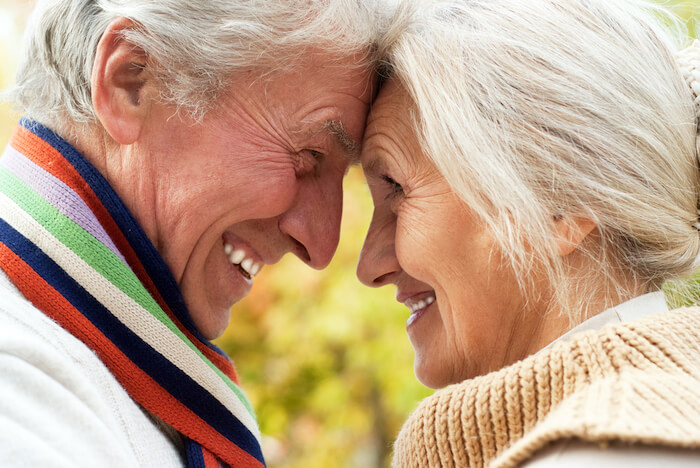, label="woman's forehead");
[361,81,419,167]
